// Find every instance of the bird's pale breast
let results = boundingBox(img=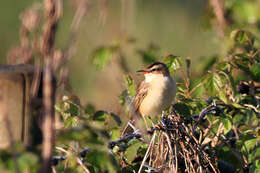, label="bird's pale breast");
[139,75,176,117]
